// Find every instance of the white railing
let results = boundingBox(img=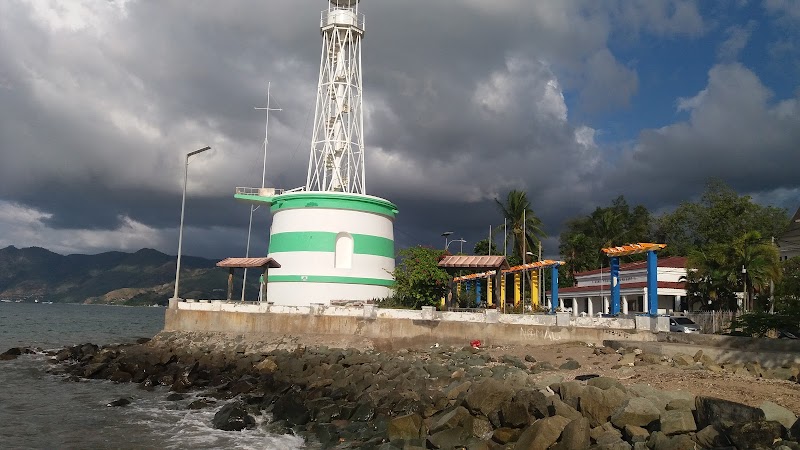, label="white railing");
[235,187,284,197]
[321,9,365,30]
